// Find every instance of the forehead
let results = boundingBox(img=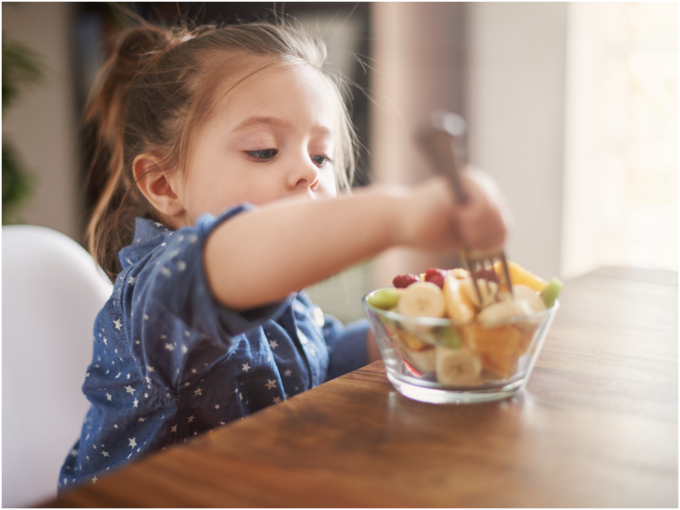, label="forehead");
[210,60,338,134]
